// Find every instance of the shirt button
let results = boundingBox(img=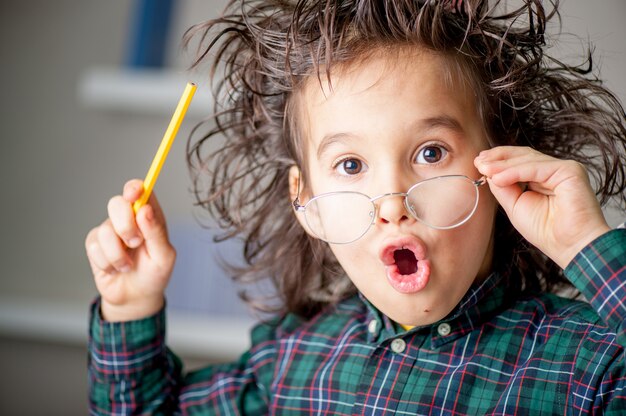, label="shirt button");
[390,338,406,353]
[437,323,452,337]
[368,319,379,336]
